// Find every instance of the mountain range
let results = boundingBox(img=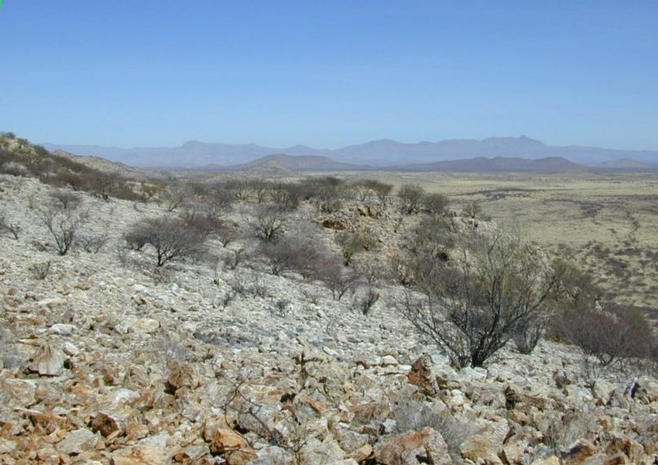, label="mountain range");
[44,136,658,171]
